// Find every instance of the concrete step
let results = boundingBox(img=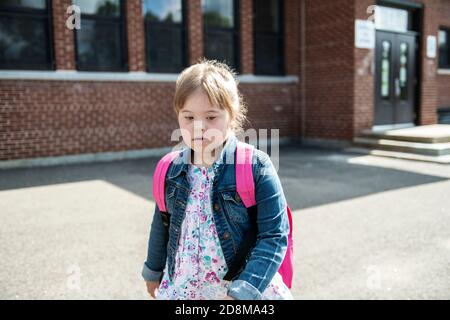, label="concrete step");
[353,137,450,157]
[345,147,450,164]
[360,124,450,143]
